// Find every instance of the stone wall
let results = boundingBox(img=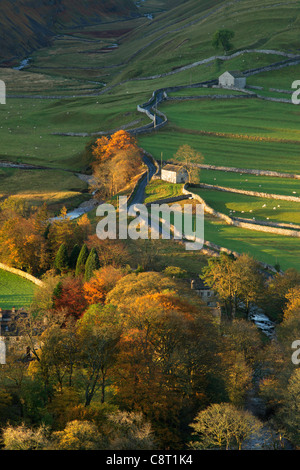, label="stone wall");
[0,262,44,287]
[193,163,300,180]
[145,194,191,207]
[195,182,300,203]
[183,184,300,238]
